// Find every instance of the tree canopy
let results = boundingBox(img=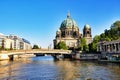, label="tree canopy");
[55,41,68,50]
[79,38,88,51]
[32,44,39,49]
[89,20,120,52]
[101,21,120,41]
